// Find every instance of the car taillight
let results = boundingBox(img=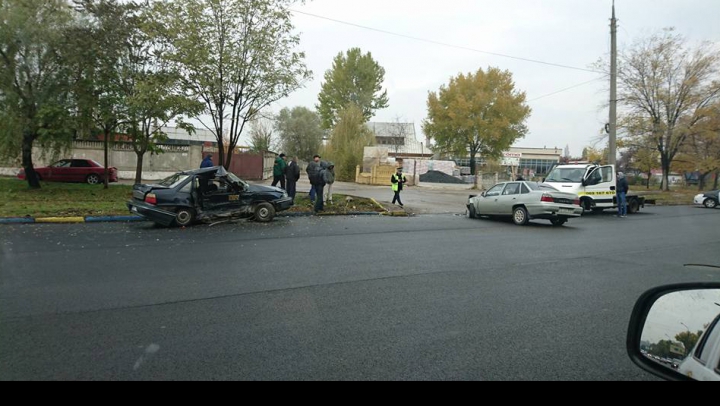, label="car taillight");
[541,194,554,203]
[574,199,581,206]
[145,193,157,205]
